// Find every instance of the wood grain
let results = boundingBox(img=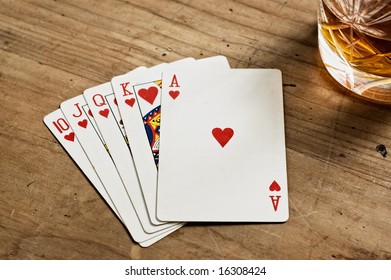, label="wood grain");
[0,0,390,259]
